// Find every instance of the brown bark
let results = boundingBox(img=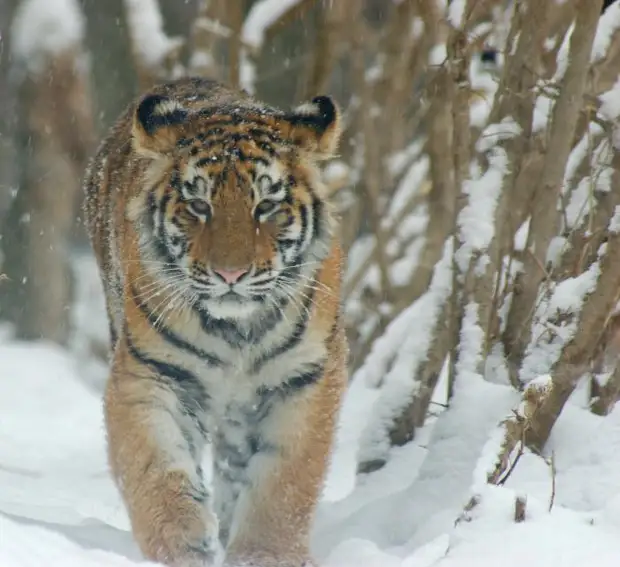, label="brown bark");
[406,67,454,306]
[0,0,19,217]
[299,0,349,100]
[189,0,226,78]
[488,0,551,259]
[124,0,185,91]
[503,0,604,380]
[590,363,620,416]
[1,50,95,343]
[447,22,474,392]
[384,9,474,449]
[525,209,620,451]
[556,143,620,282]
[226,0,243,89]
